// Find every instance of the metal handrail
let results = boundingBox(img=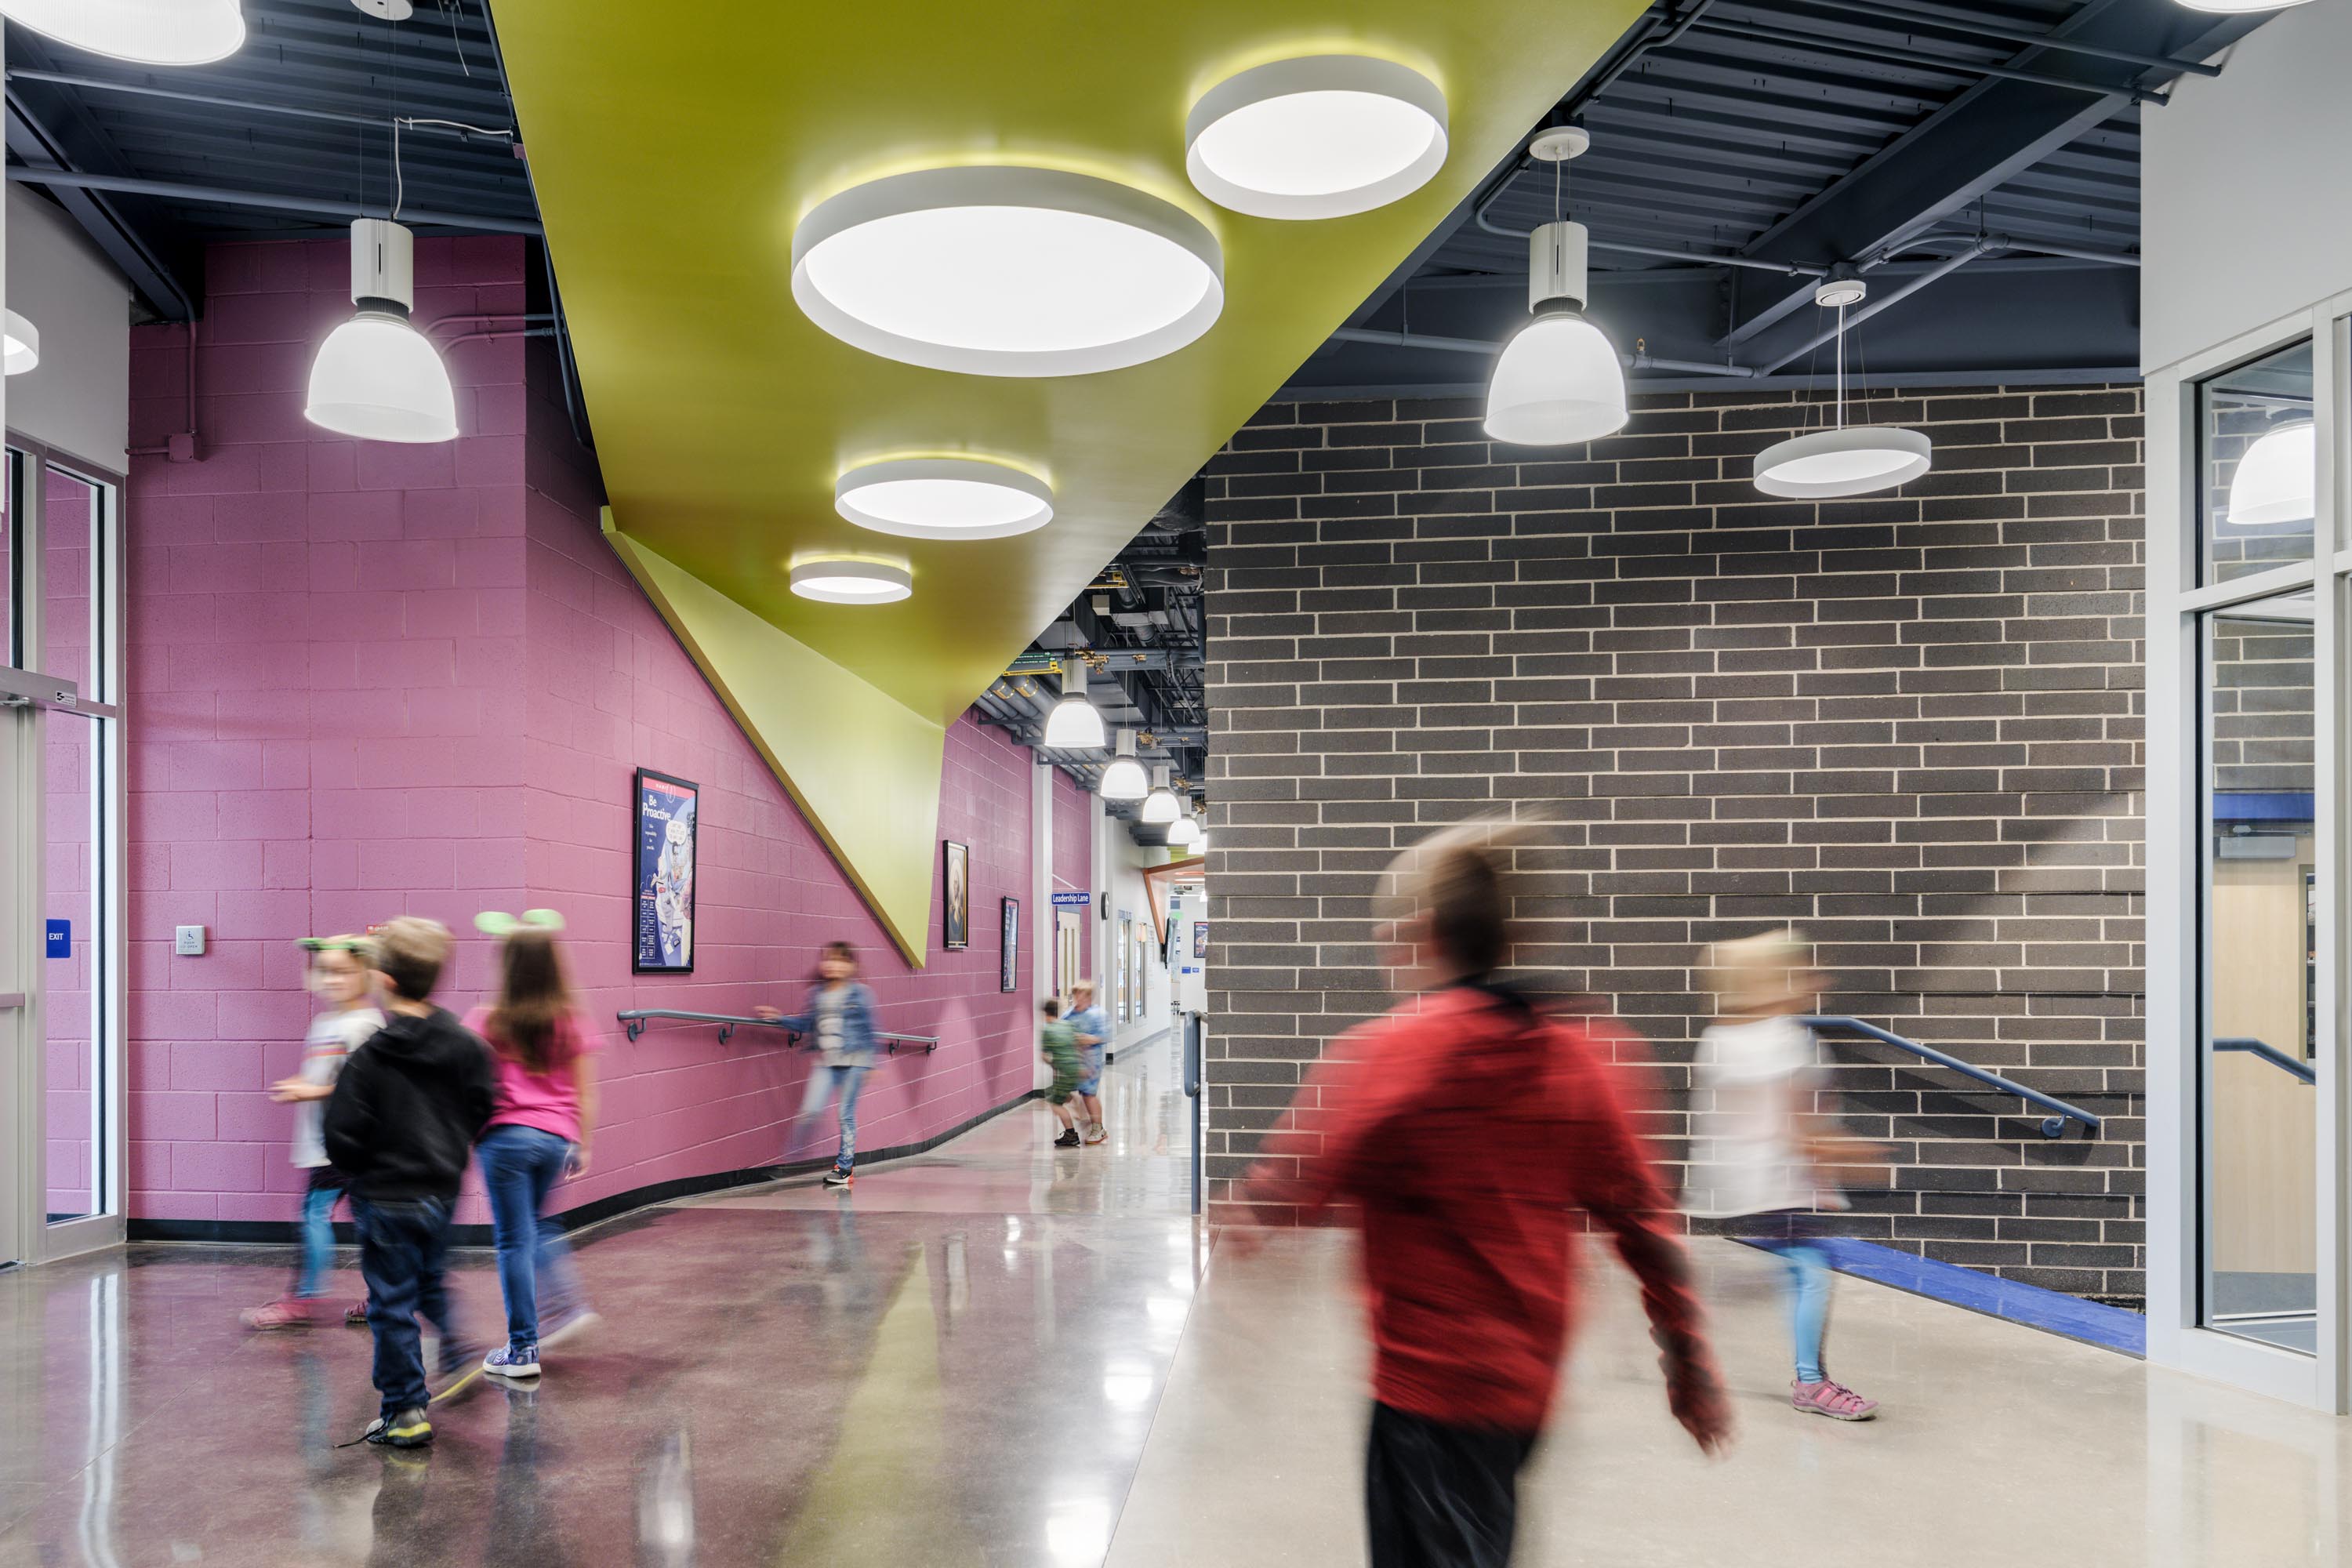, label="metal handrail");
[615,1009,938,1054]
[1801,1015,2101,1139]
[2215,1036,2316,1084]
